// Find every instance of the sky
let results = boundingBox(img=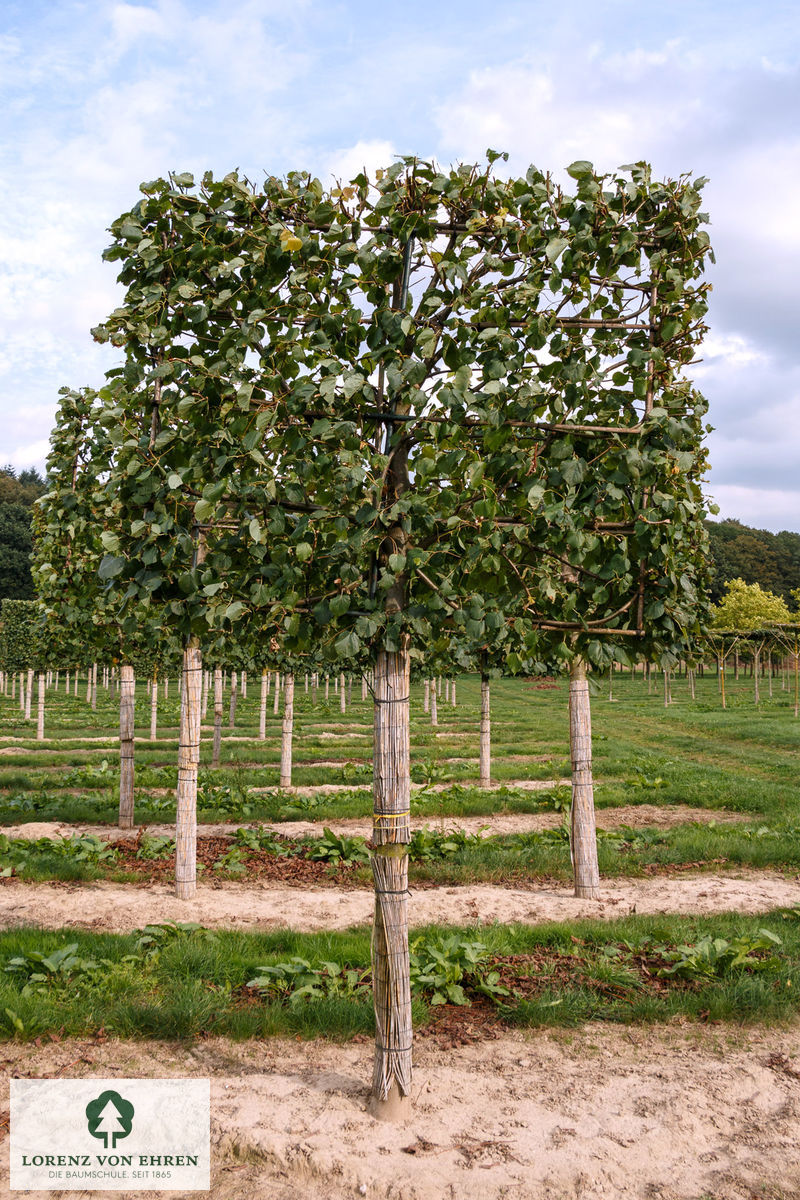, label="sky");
[1,0,798,531]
